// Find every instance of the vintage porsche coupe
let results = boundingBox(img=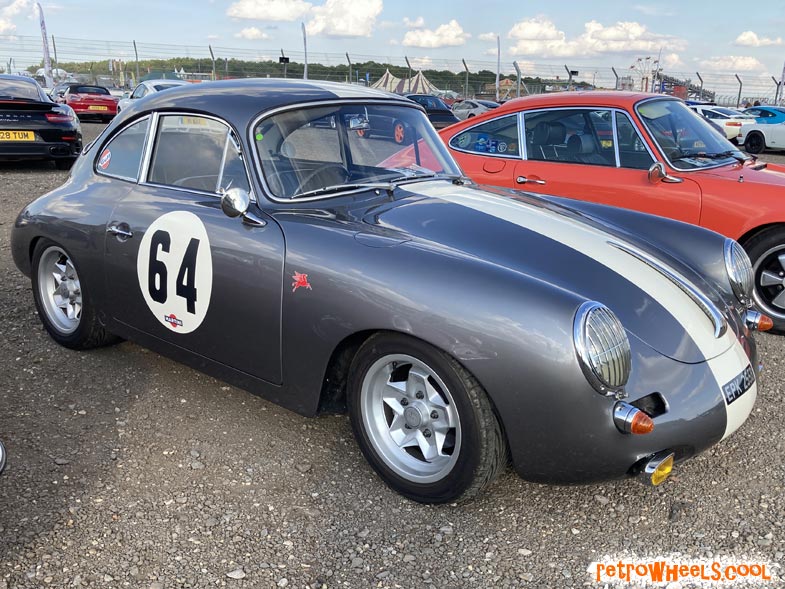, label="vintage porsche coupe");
[12,80,766,503]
